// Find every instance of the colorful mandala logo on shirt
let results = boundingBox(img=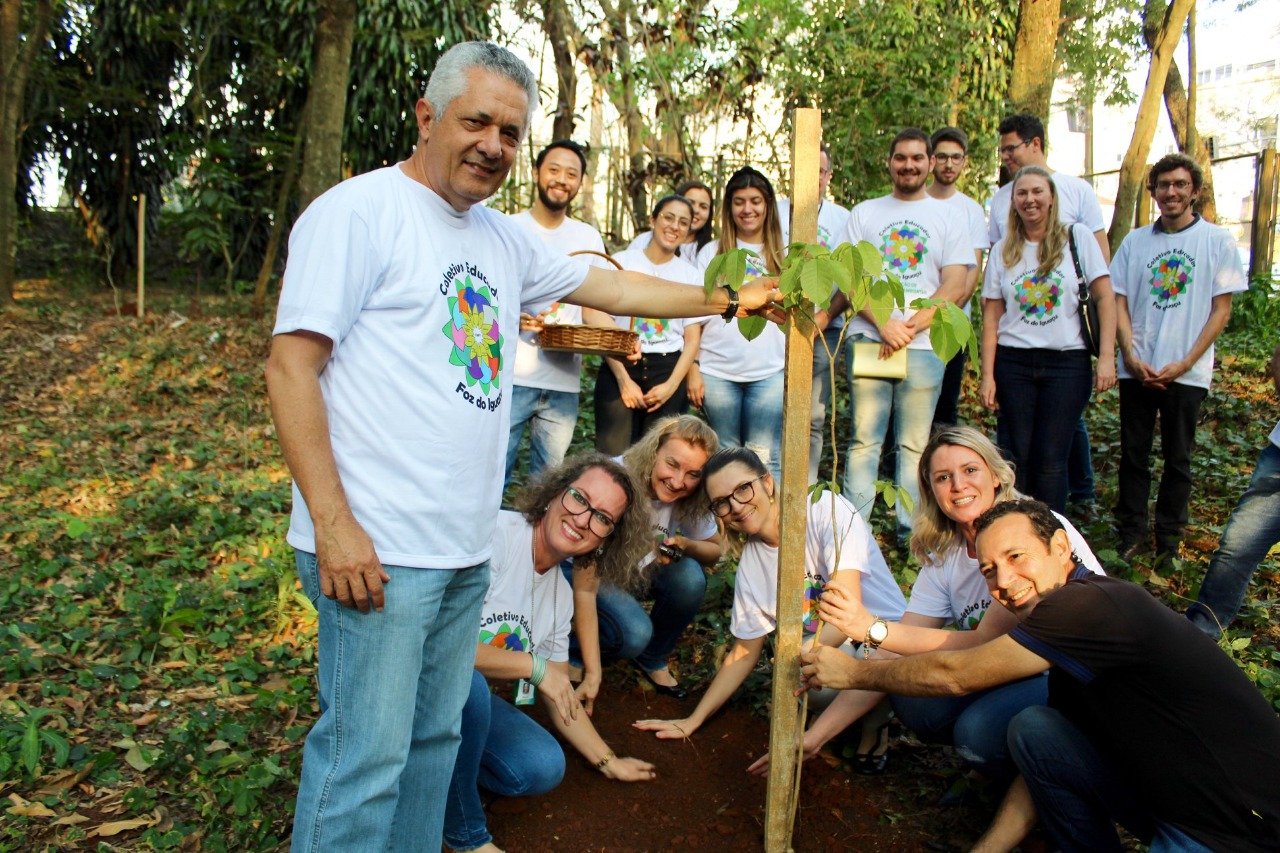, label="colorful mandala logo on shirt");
[1012,270,1063,320]
[480,622,529,652]
[632,317,668,341]
[801,577,823,635]
[1149,251,1193,305]
[879,224,928,271]
[442,277,502,395]
[745,254,767,278]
